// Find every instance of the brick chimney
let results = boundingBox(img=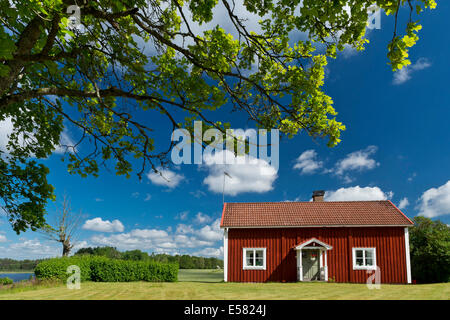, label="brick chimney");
[312,190,325,202]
